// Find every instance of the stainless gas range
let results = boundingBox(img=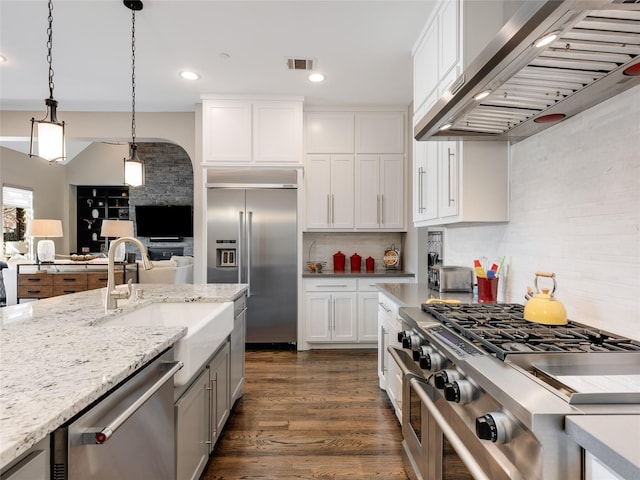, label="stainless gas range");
[390,303,640,480]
